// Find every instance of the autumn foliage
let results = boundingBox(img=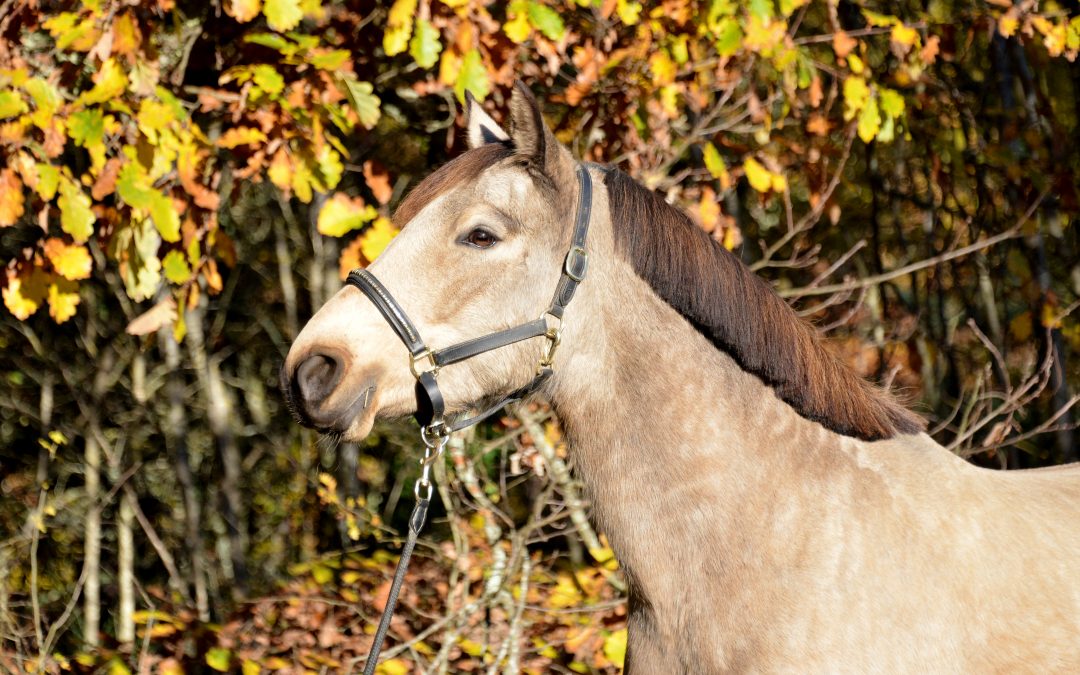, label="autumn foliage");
[1,0,1079,672]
